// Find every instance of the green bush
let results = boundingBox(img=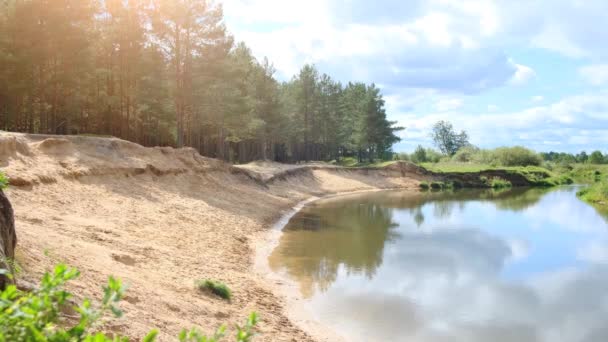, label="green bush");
[199,280,231,300]
[430,181,444,190]
[0,171,8,189]
[452,146,481,162]
[490,178,512,189]
[492,146,542,167]
[419,181,430,190]
[0,265,258,342]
